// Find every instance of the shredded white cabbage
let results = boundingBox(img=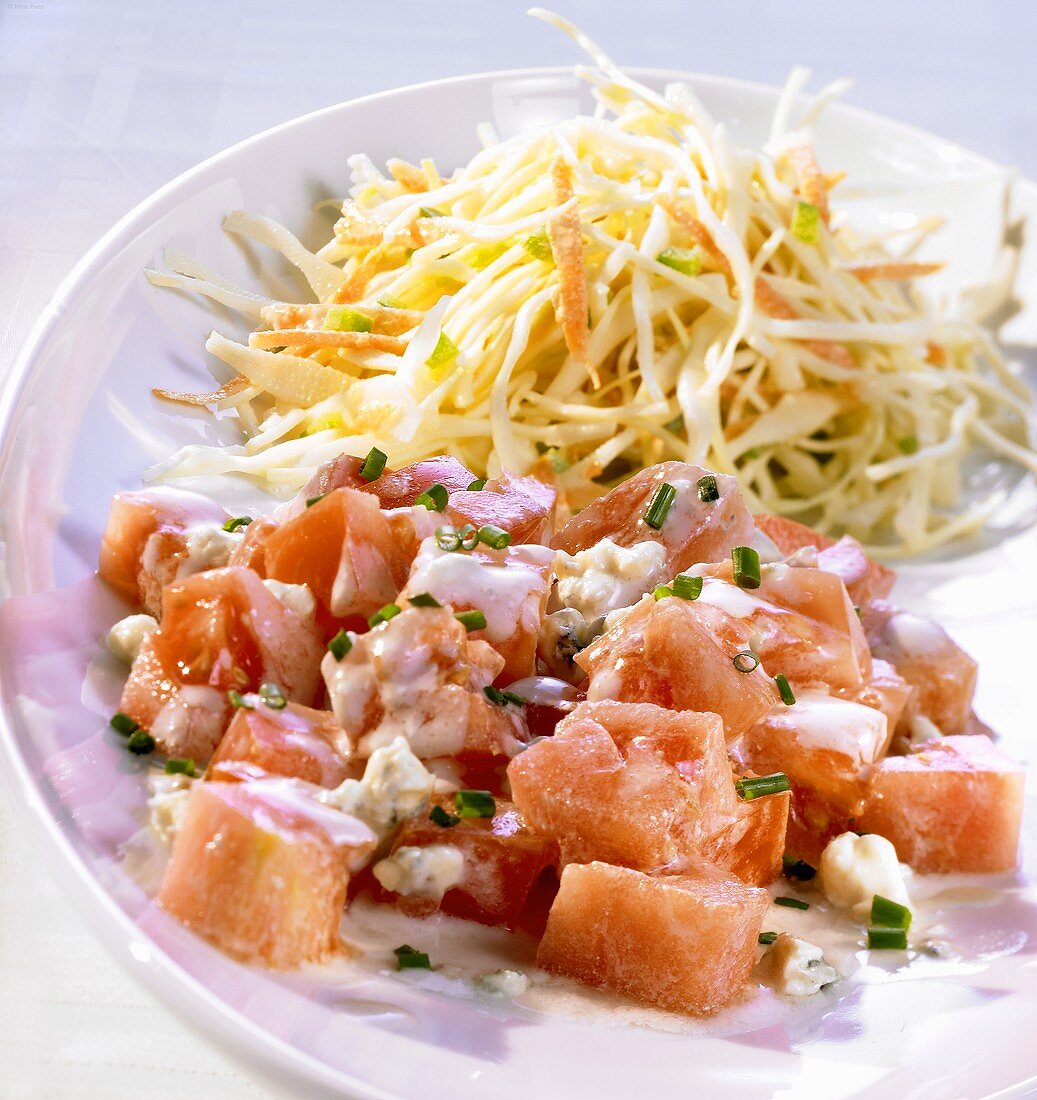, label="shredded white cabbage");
[145,9,1037,556]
